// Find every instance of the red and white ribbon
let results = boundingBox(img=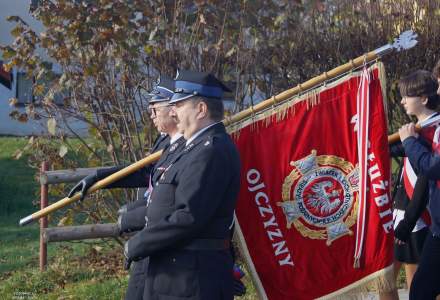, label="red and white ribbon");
[354,67,370,268]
